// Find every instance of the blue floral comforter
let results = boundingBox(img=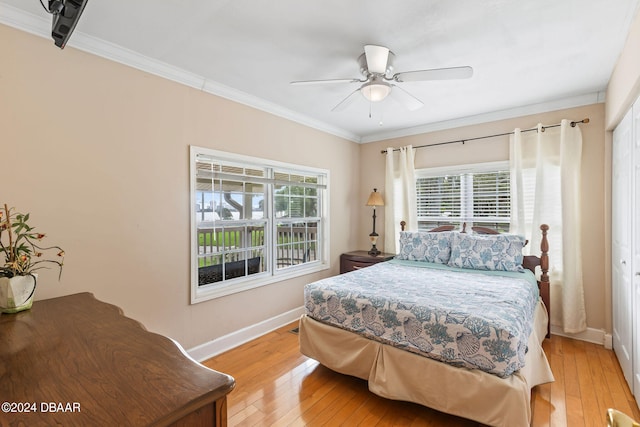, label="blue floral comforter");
[304,259,540,378]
